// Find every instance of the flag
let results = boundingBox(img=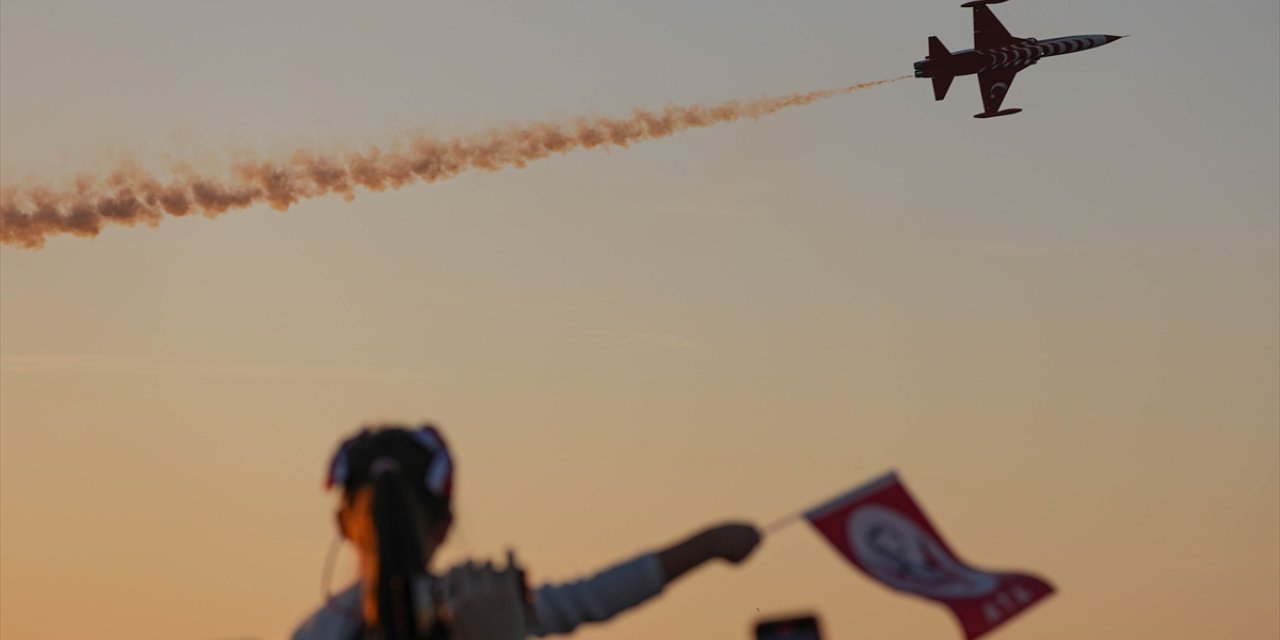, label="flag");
[805,471,1054,639]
